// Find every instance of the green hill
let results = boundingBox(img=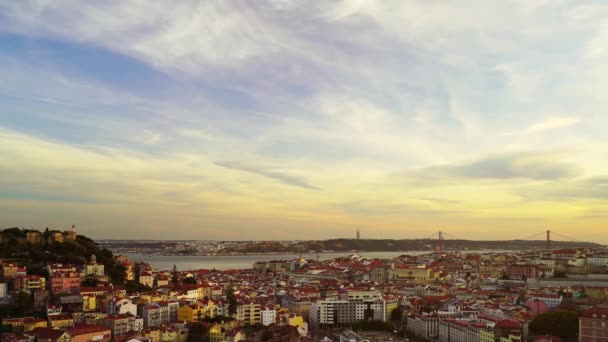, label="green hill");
[0,227,126,284]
